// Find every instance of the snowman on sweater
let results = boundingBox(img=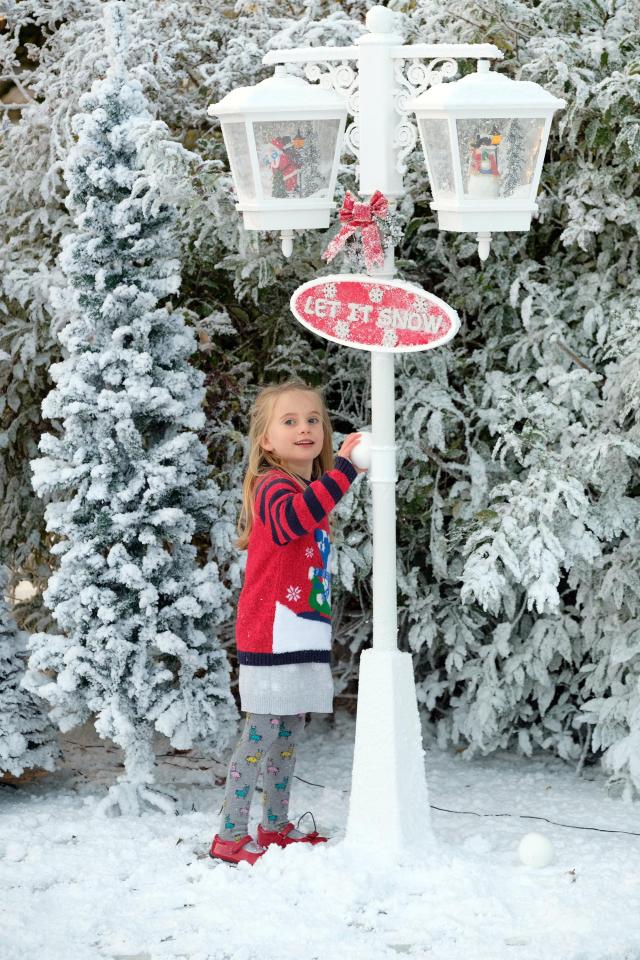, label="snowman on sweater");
[308,528,331,618]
